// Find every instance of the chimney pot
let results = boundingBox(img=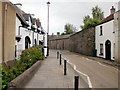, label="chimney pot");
[110,6,115,14]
